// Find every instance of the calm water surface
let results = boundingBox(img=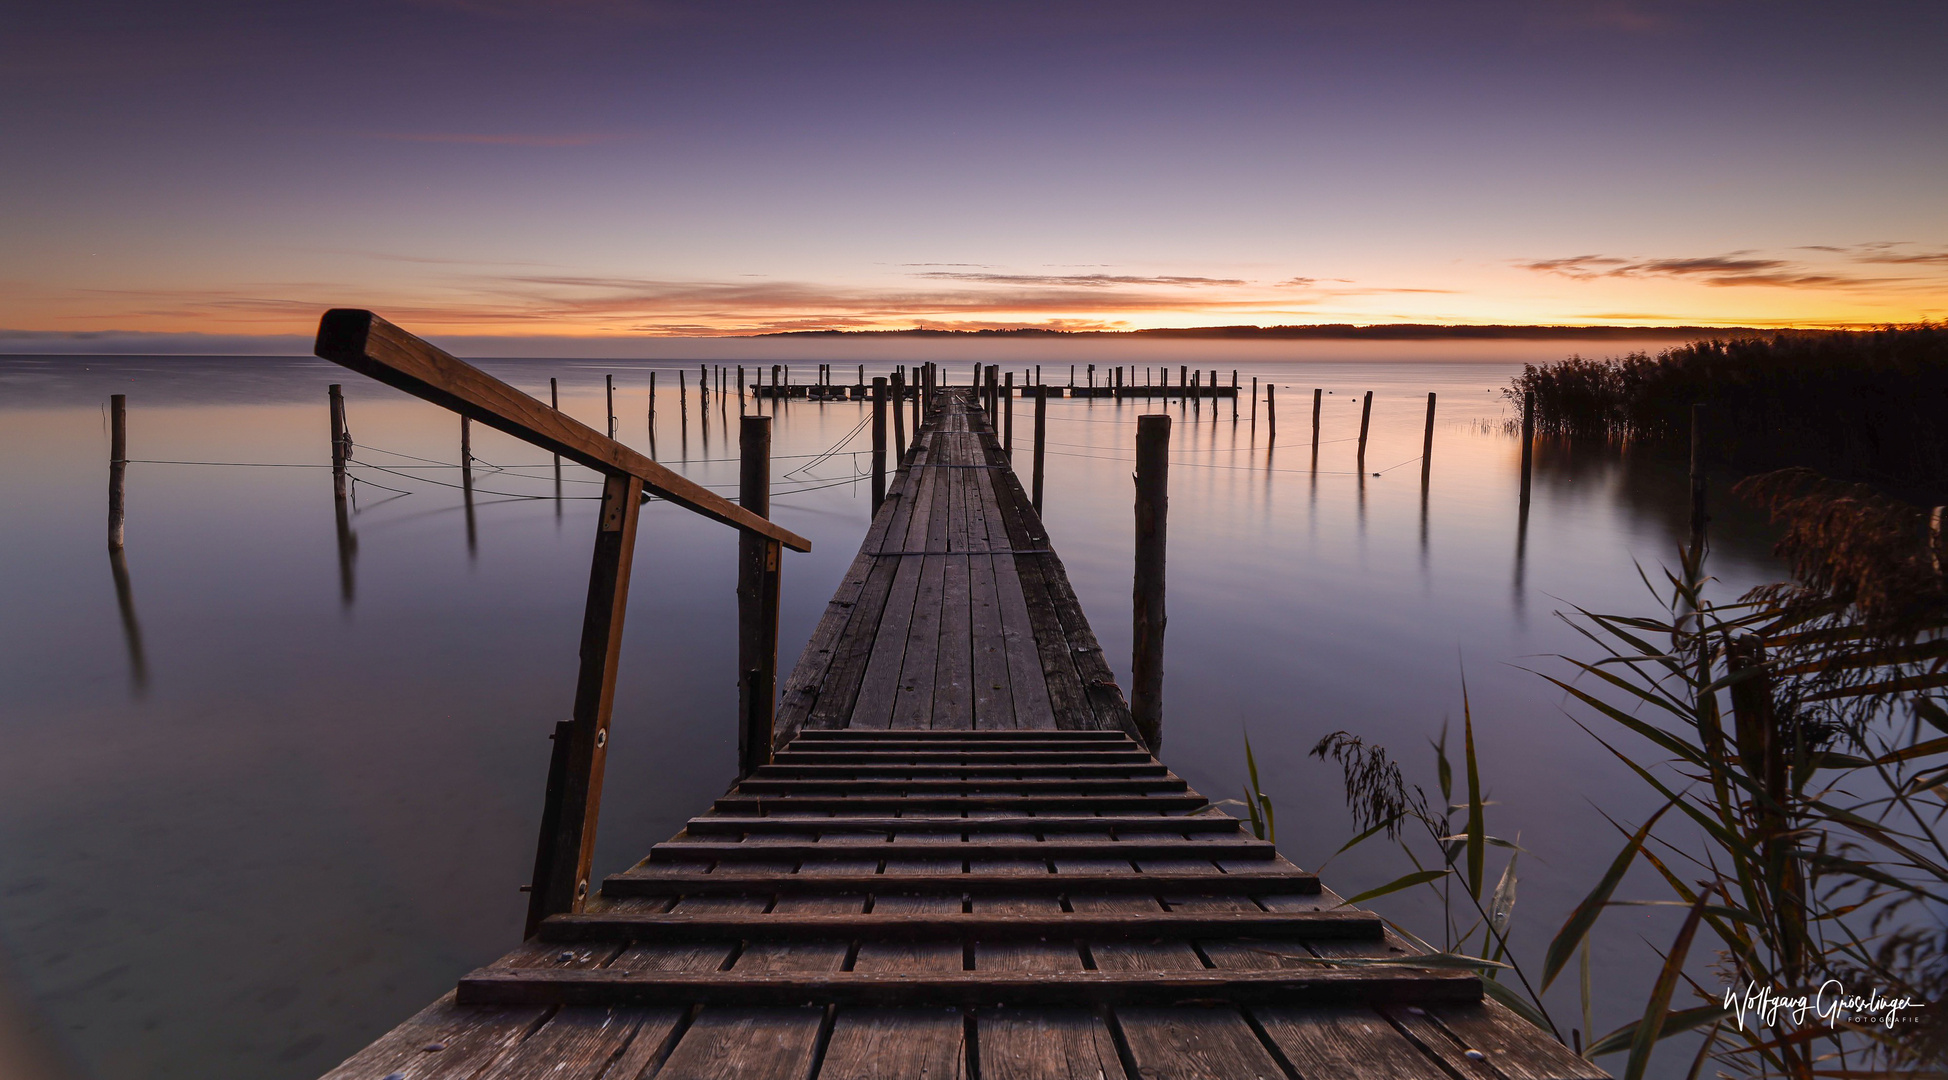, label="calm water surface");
[0,345,1781,1079]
